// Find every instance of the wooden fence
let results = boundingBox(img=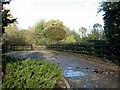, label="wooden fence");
[13,45,33,51]
[13,45,46,50]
